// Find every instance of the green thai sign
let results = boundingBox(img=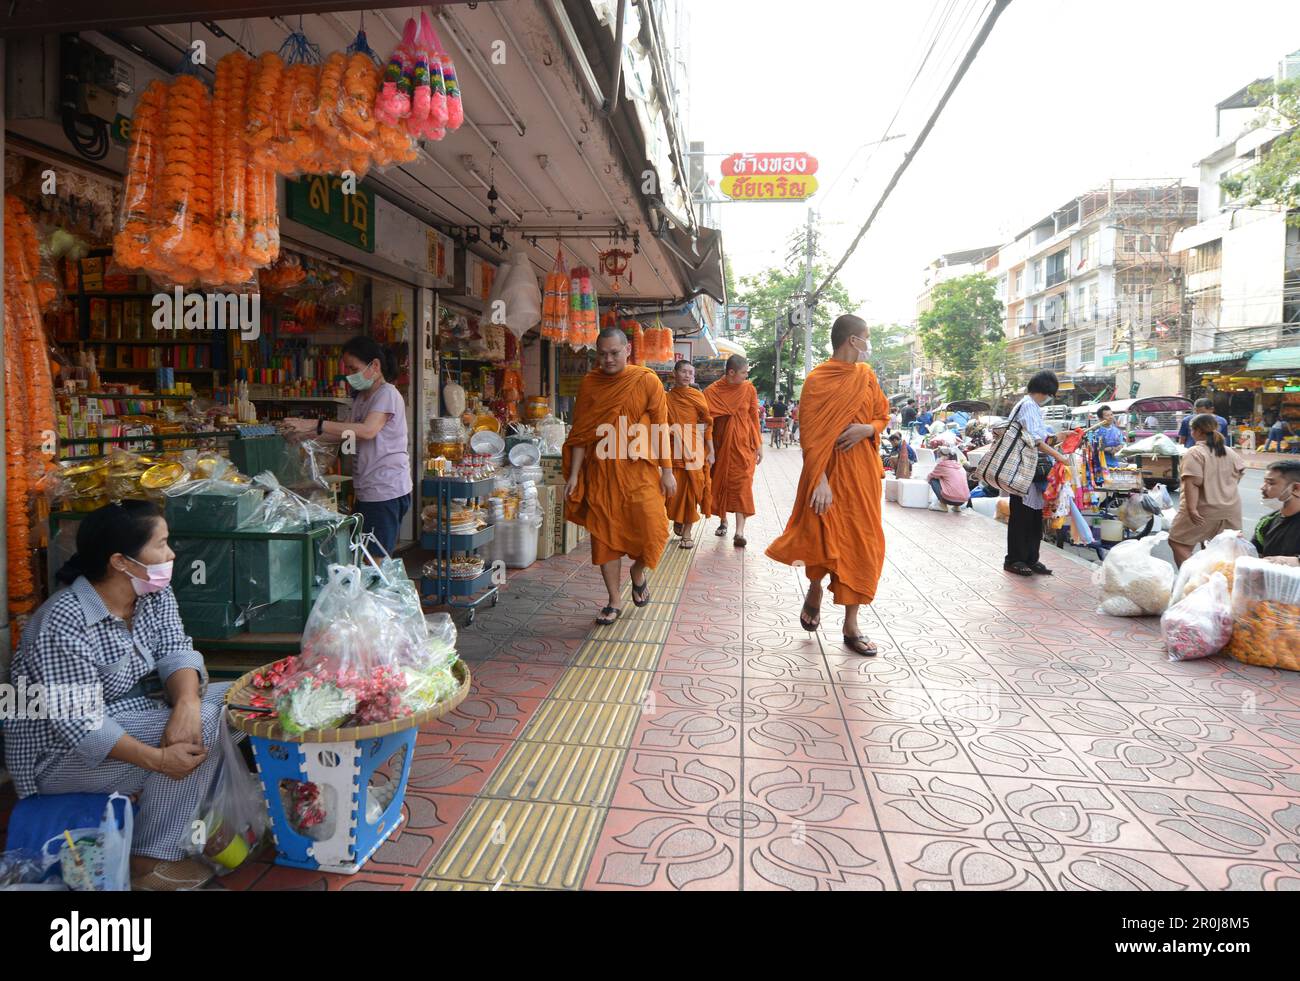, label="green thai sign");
[1102,348,1158,367]
[285,176,375,253]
